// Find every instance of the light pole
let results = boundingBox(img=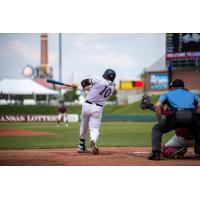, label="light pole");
[59,33,62,97]
[168,63,172,86]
